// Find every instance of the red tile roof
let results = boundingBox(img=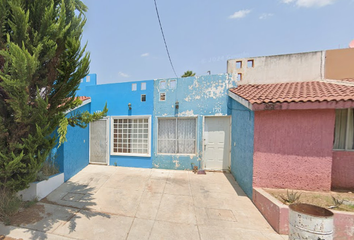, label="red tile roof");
[229,81,354,104]
[58,96,91,108]
[77,96,91,102]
